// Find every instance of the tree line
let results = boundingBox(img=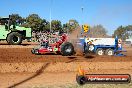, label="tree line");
[9,14,79,33]
[9,13,132,40]
[9,14,108,37]
[113,25,132,40]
